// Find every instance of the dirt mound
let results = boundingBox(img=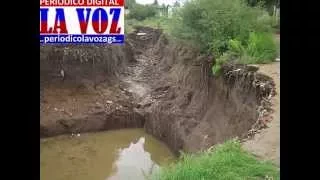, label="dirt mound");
[40,27,275,156]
